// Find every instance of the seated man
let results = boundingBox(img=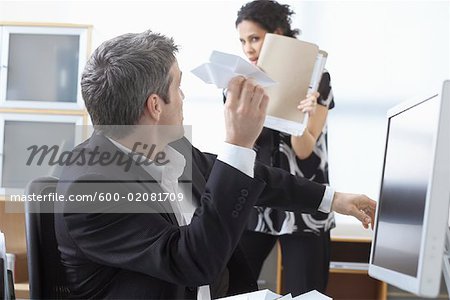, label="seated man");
[55,30,375,299]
